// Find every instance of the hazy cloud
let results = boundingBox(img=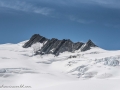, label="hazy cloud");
[87,0,120,8]
[0,0,120,27]
[36,0,120,9]
[104,23,120,28]
[0,0,54,15]
[69,16,94,24]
